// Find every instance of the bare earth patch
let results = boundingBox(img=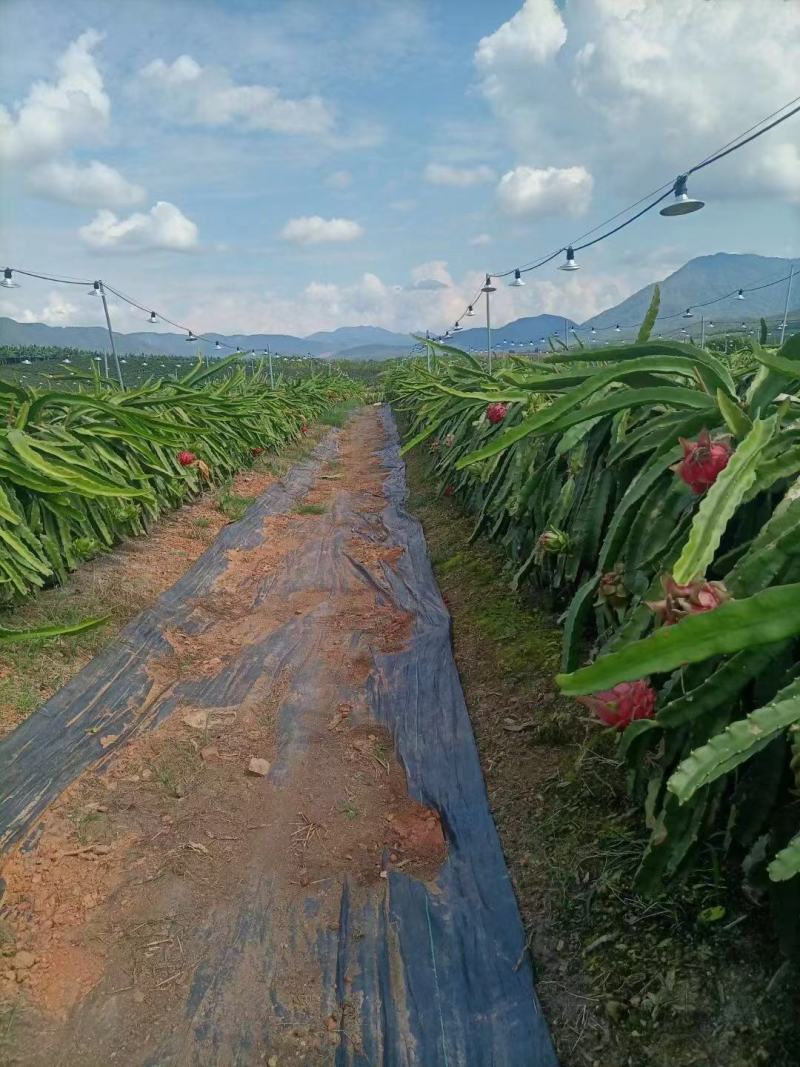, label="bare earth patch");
[0,410,445,1065]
